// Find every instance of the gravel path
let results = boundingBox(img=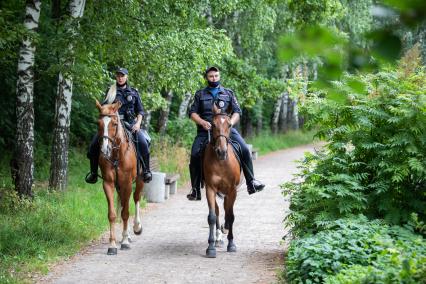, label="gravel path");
[40,144,316,284]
